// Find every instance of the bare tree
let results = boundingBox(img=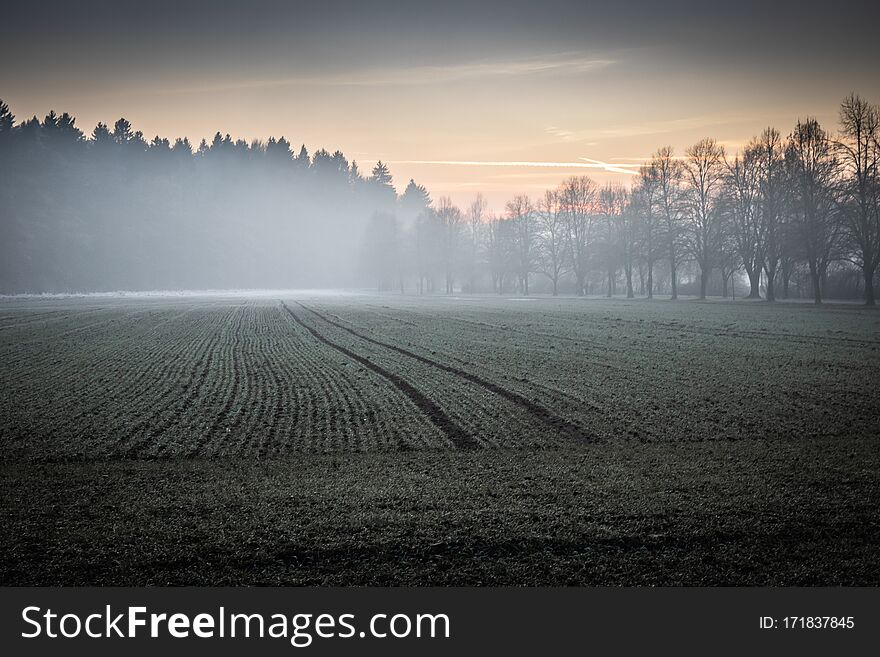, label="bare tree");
[535,189,567,295]
[466,193,487,293]
[558,176,597,295]
[836,93,880,305]
[506,194,535,295]
[725,143,764,298]
[683,138,726,299]
[400,179,432,294]
[599,183,627,297]
[618,189,639,298]
[361,211,403,292]
[486,213,514,294]
[634,162,660,298]
[653,147,684,299]
[436,196,463,294]
[754,128,786,301]
[785,118,841,304]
